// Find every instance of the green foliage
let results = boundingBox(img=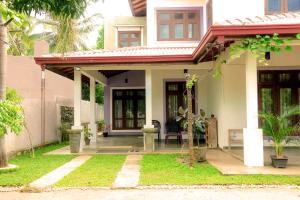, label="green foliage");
[58,122,71,142]
[97,120,105,132]
[0,2,28,27]
[96,26,104,49]
[7,0,90,18]
[83,124,92,140]
[96,83,104,104]
[229,33,291,64]
[60,106,74,124]
[185,73,198,89]
[82,82,90,101]
[0,88,24,137]
[259,105,300,158]
[296,33,300,40]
